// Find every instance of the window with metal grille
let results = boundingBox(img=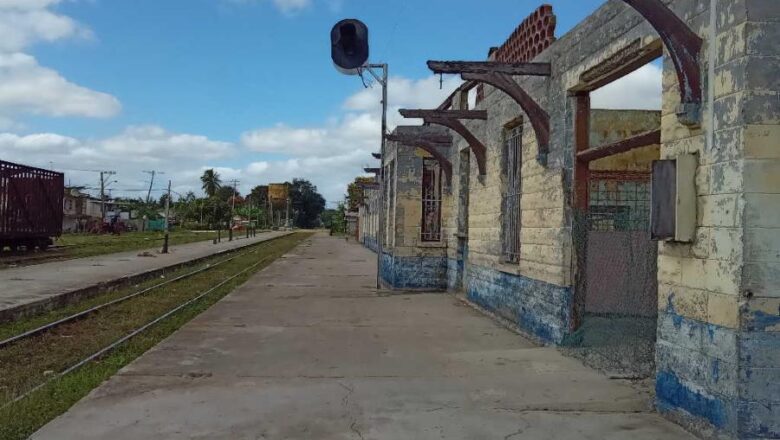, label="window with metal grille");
[588,172,651,232]
[502,126,522,263]
[421,158,442,242]
[386,161,395,246]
